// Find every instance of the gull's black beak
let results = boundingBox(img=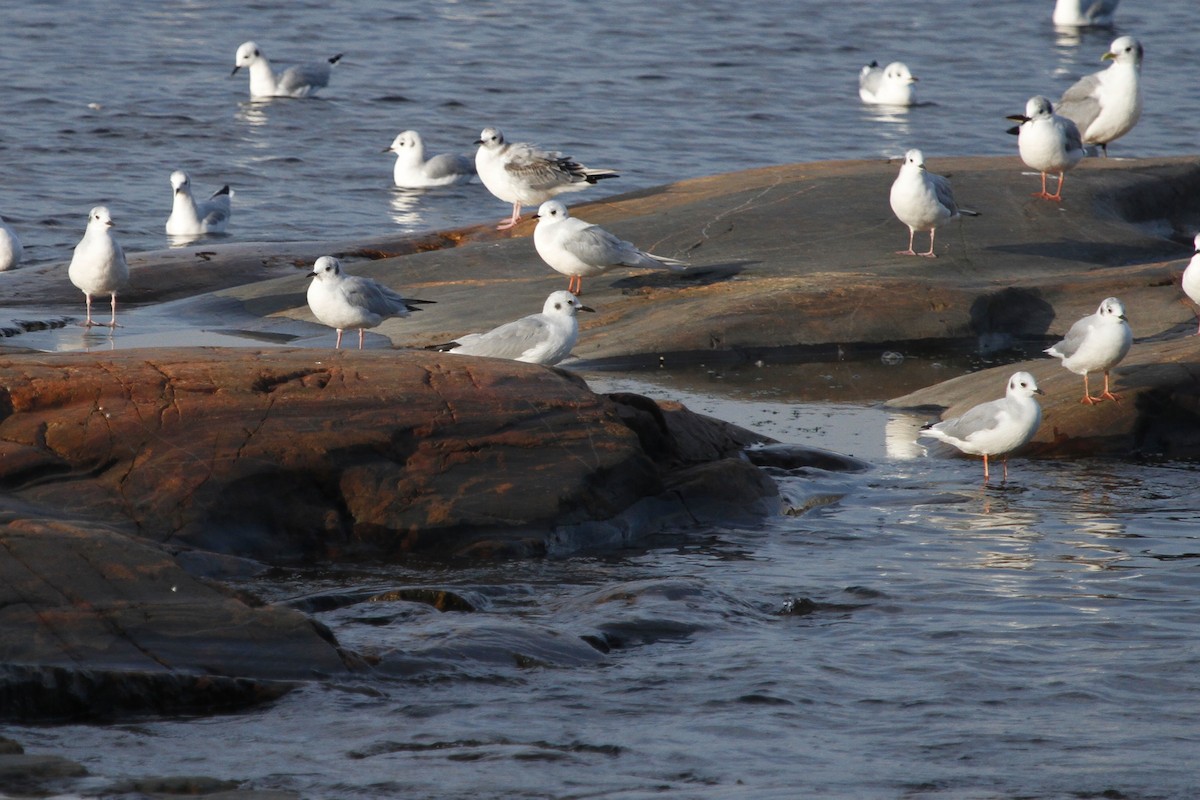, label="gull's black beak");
[1005,114,1031,123]
[474,138,484,145]
[230,65,241,77]
[579,305,595,313]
